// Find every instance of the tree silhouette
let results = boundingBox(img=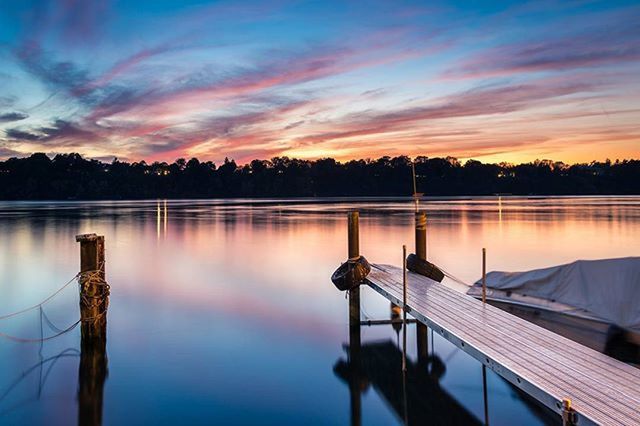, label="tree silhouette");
[0,153,638,199]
